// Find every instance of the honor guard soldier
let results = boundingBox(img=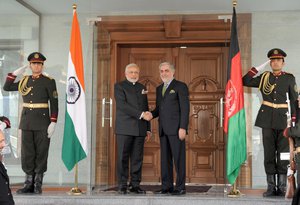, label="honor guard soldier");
[284,101,300,188]
[243,48,298,197]
[3,52,58,194]
[0,124,15,205]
